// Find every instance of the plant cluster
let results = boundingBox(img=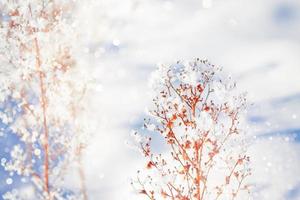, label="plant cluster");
[131,59,251,200]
